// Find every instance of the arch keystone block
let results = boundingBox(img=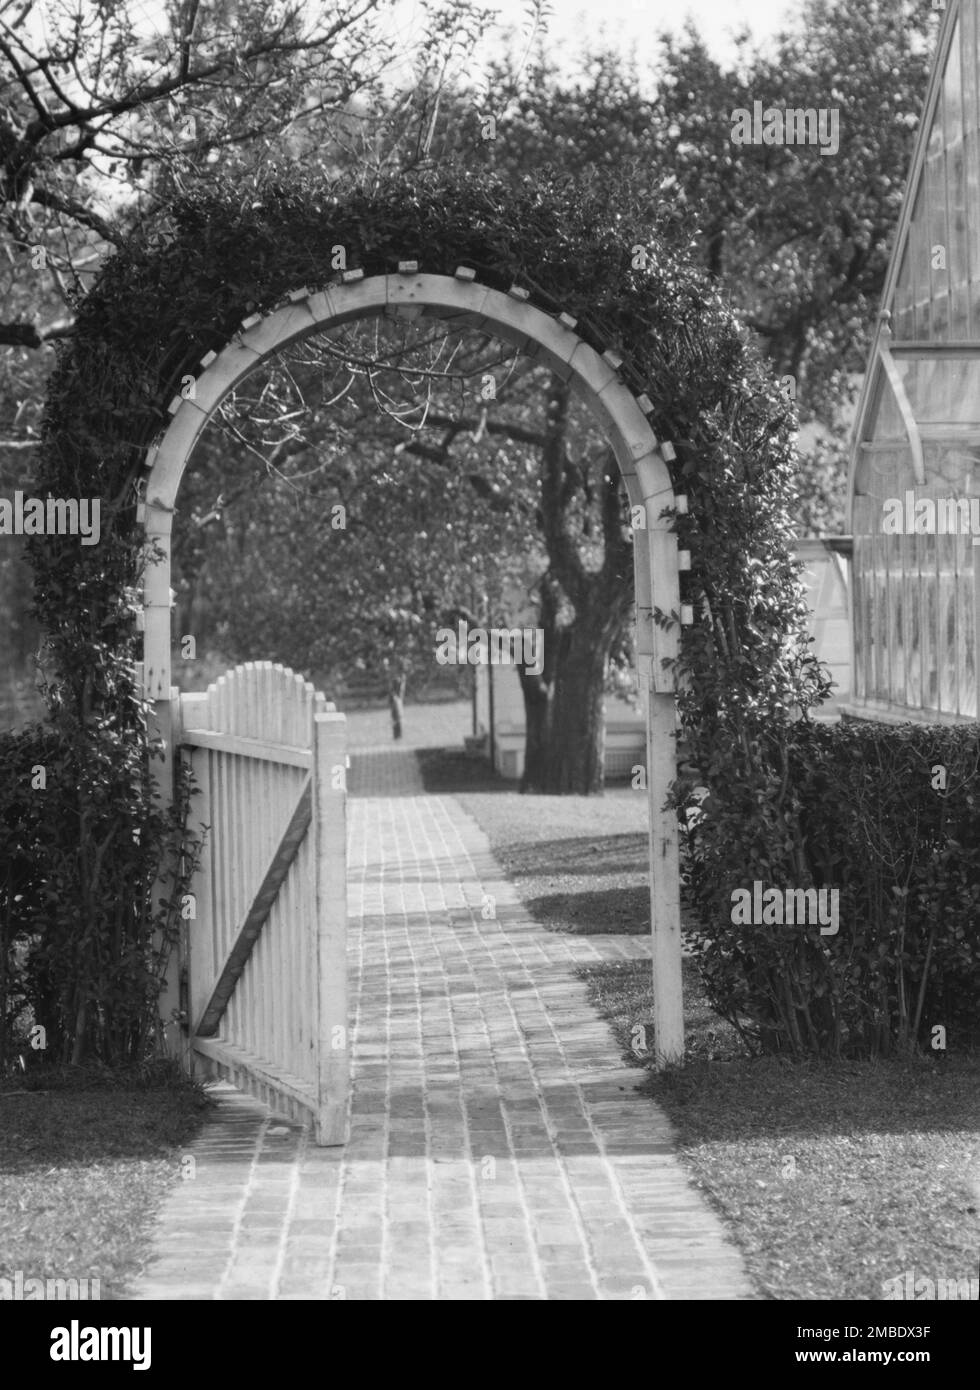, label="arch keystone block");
[602,349,624,370]
[454,266,477,281]
[386,273,431,315]
[558,312,578,330]
[507,284,530,300]
[288,287,312,302]
[340,268,365,284]
[397,260,419,274]
[637,393,655,415]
